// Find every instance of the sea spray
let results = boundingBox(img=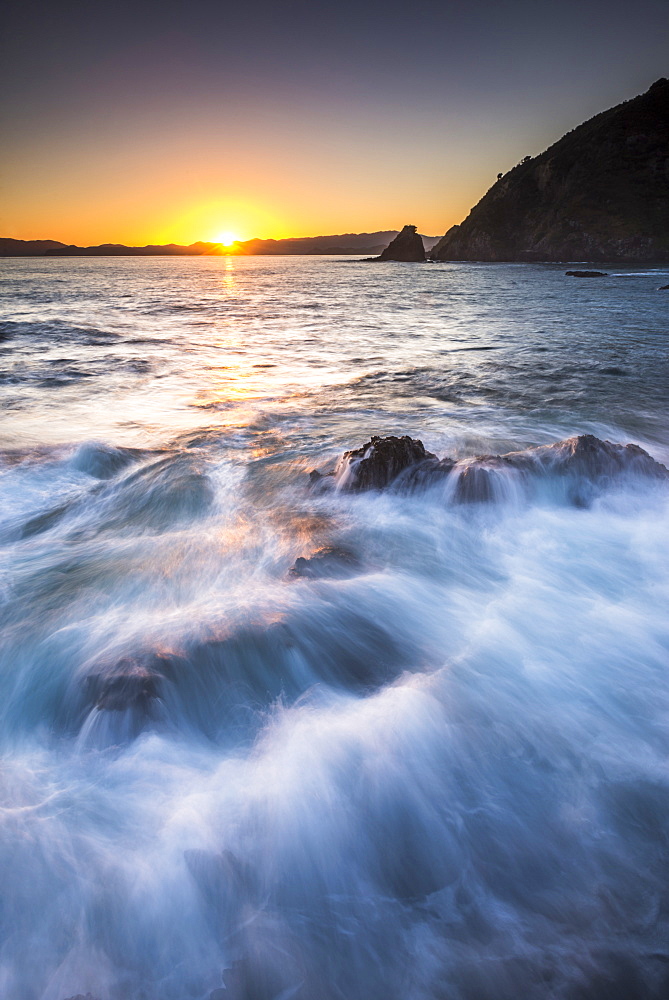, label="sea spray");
[0,257,668,999]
